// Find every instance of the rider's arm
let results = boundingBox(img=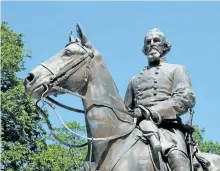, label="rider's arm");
[124,79,135,111]
[149,65,195,120]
